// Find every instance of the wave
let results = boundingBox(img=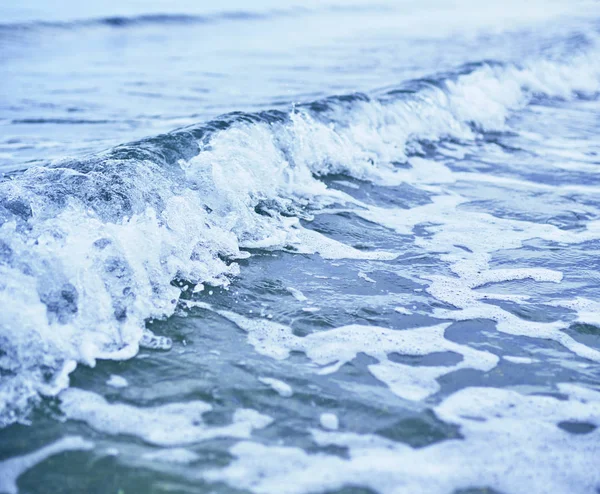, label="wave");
[0,42,599,427]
